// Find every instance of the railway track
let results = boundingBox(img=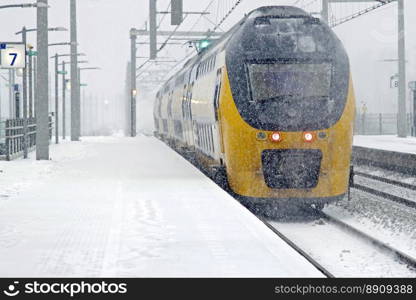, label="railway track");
[352,171,416,209]
[260,217,334,278]
[261,168,416,277]
[264,209,416,277]
[320,211,416,271]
